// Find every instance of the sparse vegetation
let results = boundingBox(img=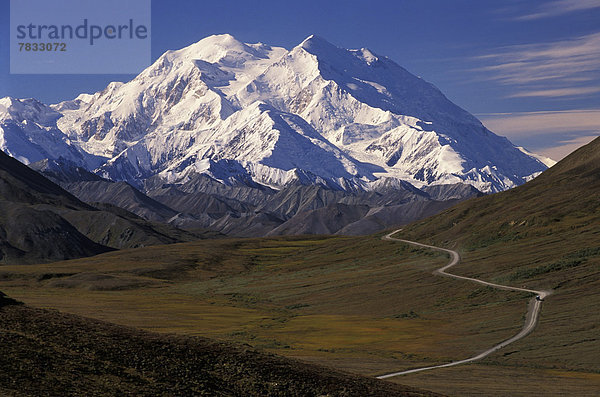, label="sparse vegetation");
[387,138,600,395]
[0,299,442,397]
[505,258,584,281]
[393,311,420,319]
[0,233,527,379]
